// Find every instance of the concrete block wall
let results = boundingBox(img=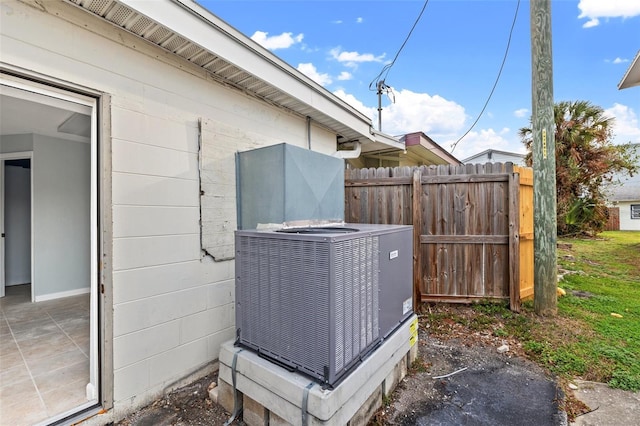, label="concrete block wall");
[1,0,341,416]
